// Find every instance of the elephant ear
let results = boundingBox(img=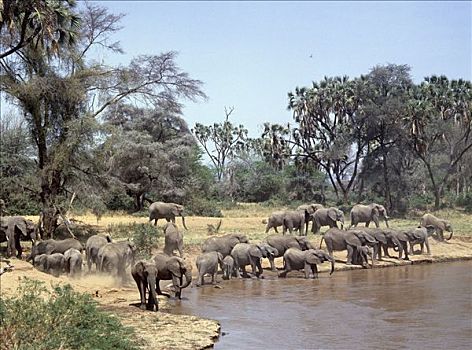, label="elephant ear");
[328,209,337,222]
[14,219,28,237]
[371,206,380,218]
[412,228,425,239]
[305,252,322,265]
[167,258,183,277]
[376,234,387,244]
